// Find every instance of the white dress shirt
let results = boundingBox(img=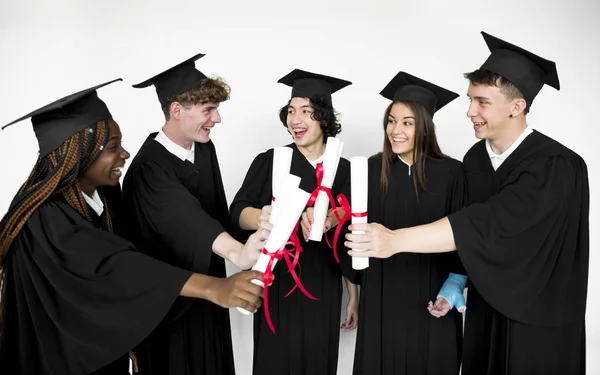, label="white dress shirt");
[82,190,104,216]
[485,126,533,171]
[155,129,195,163]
